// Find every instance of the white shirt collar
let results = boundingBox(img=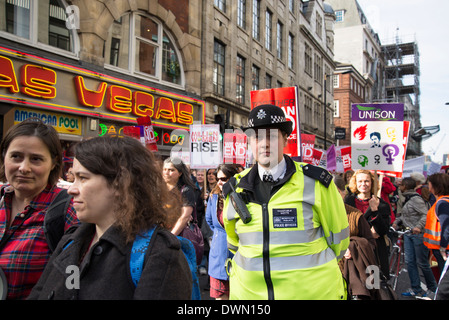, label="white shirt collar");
[258,157,286,182]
